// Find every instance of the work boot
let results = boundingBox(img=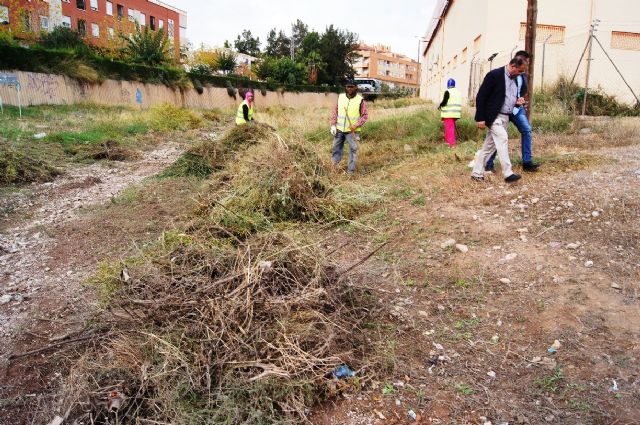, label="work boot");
[505,174,522,183]
[522,162,540,172]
